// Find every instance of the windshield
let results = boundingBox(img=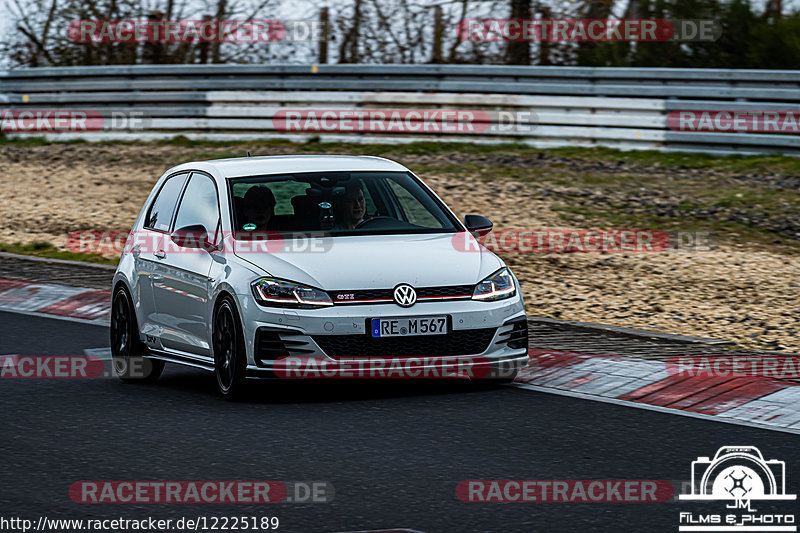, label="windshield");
[228,170,460,238]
